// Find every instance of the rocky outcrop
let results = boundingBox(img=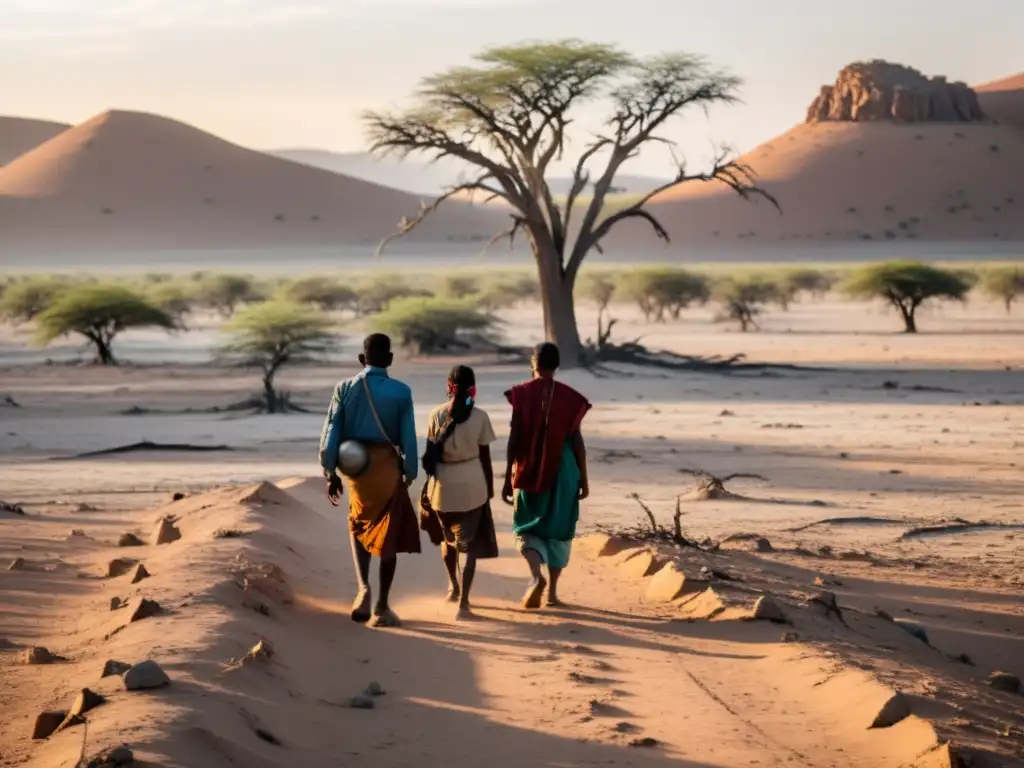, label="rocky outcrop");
[806,61,985,124]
